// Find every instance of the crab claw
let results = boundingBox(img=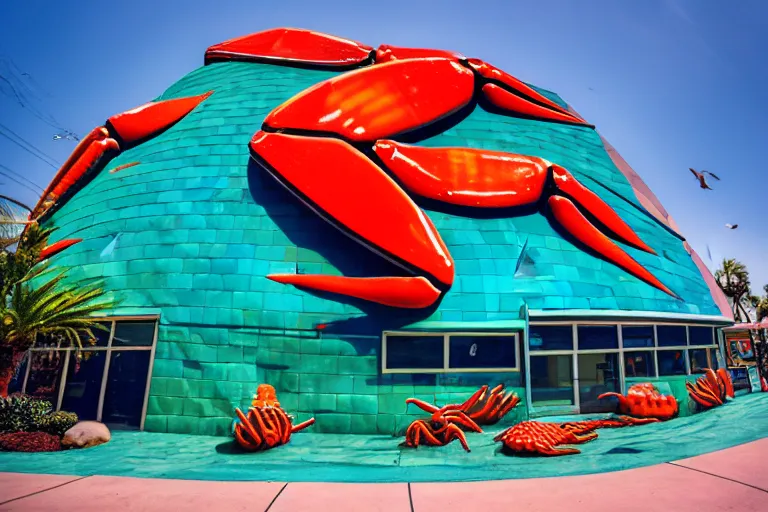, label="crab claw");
[205,27,374,68]
[597,391,628,413]
[551,165,656,255]
[468,59,591,127]
[548,196,677,297]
